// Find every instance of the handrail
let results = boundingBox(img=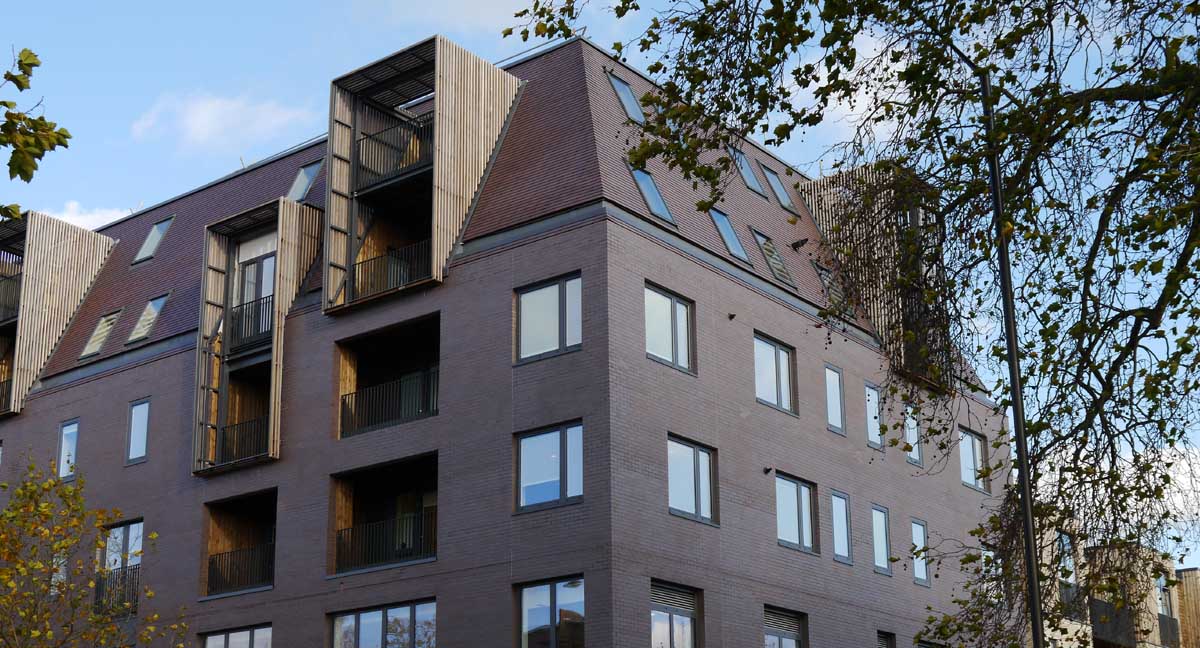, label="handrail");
[350,239,432,302]
[206,543,274,595]
[227,294,274,350]
[0,378,11,413]
[206,416,270,467]
[94,564,140,616]
[335,508,437,572]
[340,366,438,437]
